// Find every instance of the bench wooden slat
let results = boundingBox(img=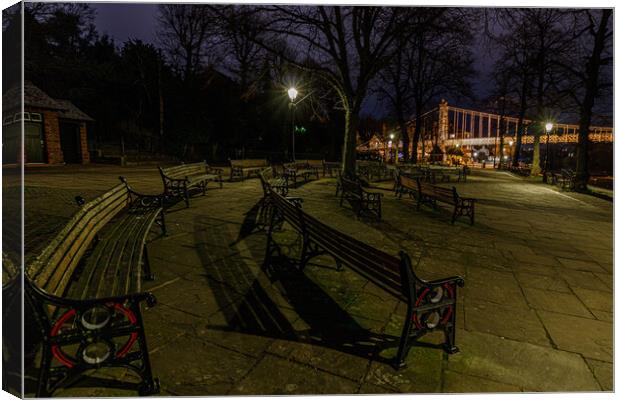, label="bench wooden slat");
[267,190,465,368]
[271,192,401,297]
[31,186,130,297]
[28,184,127,279]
